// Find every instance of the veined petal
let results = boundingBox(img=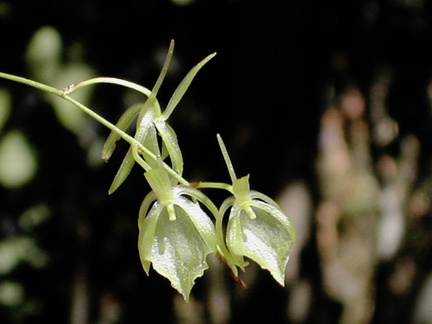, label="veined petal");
[226,202,296,286]
[174,197,217,250]
[250,200,293,231]
[138,200,216,301]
